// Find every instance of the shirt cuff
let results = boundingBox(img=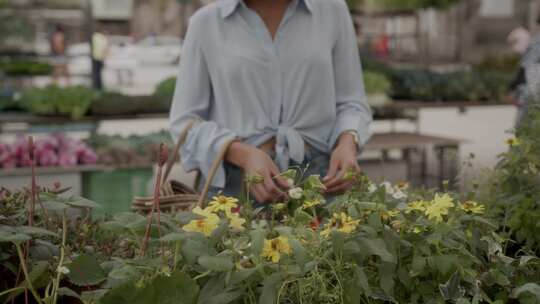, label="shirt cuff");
[329,114,372,152]
[180,122,237,189]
